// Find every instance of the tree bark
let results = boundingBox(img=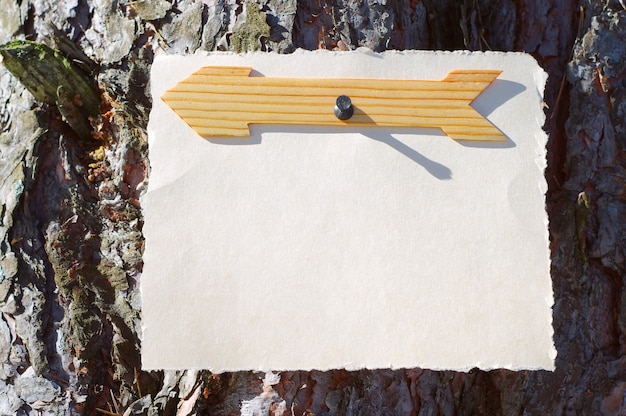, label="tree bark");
[0,0,624,415]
